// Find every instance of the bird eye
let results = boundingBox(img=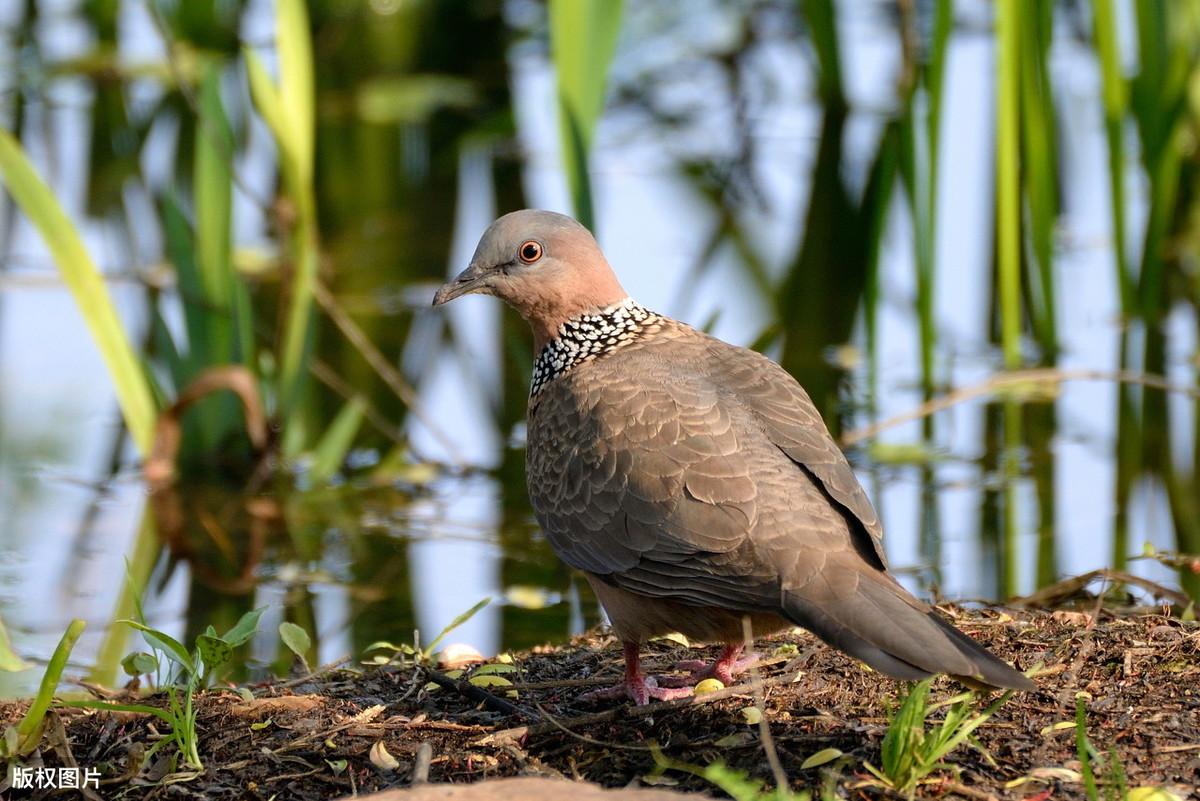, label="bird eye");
[518,240,543,264]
